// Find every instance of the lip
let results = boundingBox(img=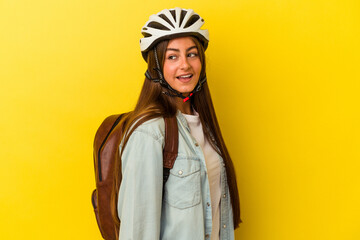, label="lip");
[176,73,193,83]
